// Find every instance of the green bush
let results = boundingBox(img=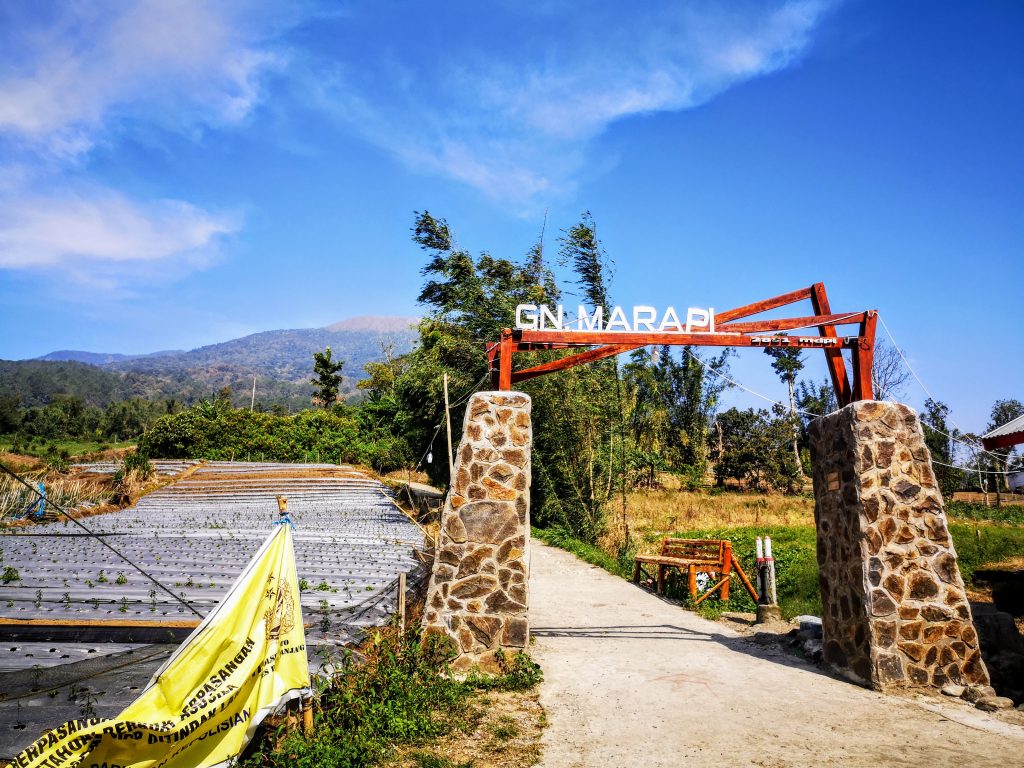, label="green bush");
[140,401,409,472]
[243,626,541,768]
